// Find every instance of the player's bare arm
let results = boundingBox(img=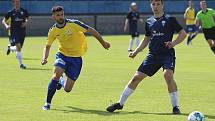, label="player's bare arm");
[129,36,151,58]
[21,17,29,28]
[86,27,110,50]
[165,29,187,49]
[124,19,129,32]
[41,45,51,65]
[2,18,10,30]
